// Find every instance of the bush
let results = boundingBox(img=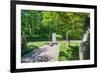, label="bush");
[59,56,67,61]
[56,36,63,41]
[21,48,33,56]
[69,30,83,40]
[26,36,49,41]
[69,46,79,60]
[21,45,39,56]
[58,45,79,61]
